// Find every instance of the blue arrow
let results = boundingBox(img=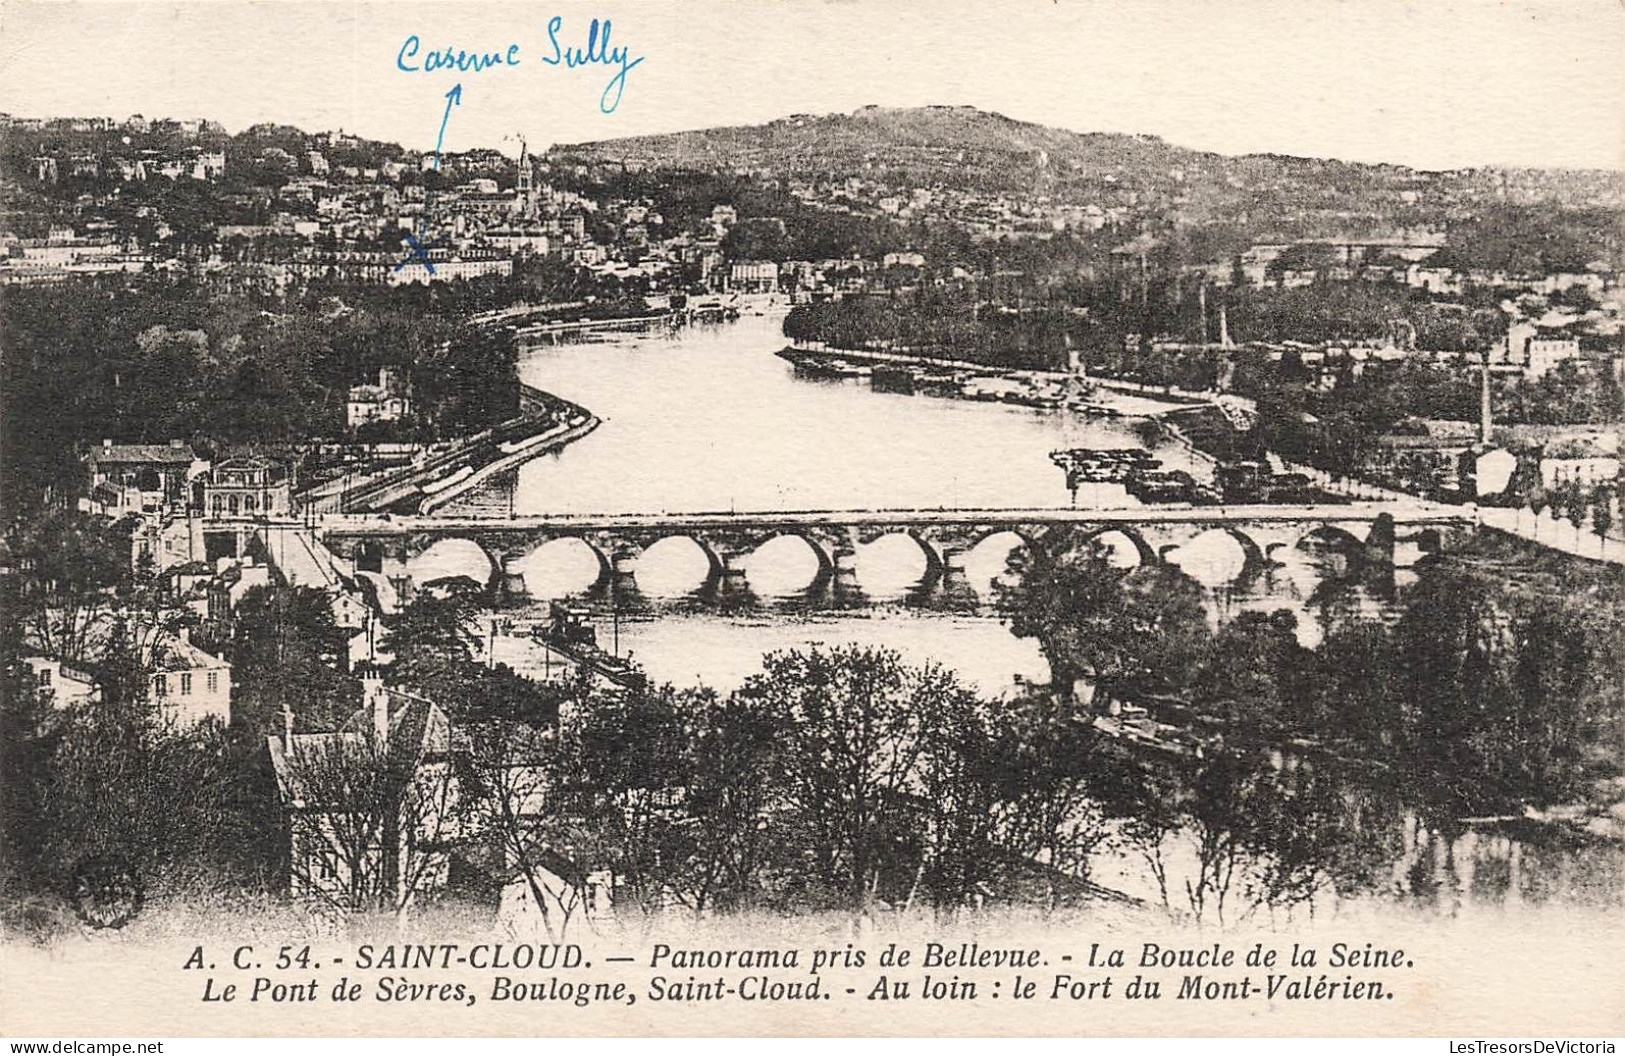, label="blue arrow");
[416,83,463,245]
[432,83,462,173]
